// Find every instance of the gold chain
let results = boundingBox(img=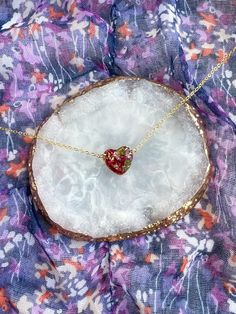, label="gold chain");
[133,47,236,153]
[0,47,235,158]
